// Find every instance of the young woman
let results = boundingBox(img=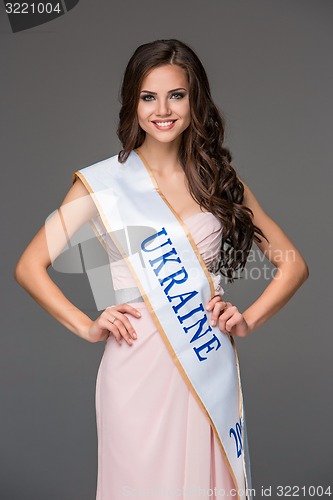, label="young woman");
[14,39,309,500]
